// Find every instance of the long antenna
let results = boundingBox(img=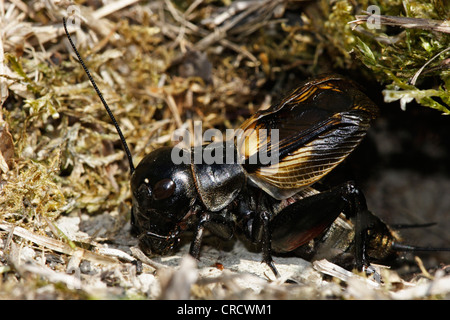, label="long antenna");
[63,17,135,174]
